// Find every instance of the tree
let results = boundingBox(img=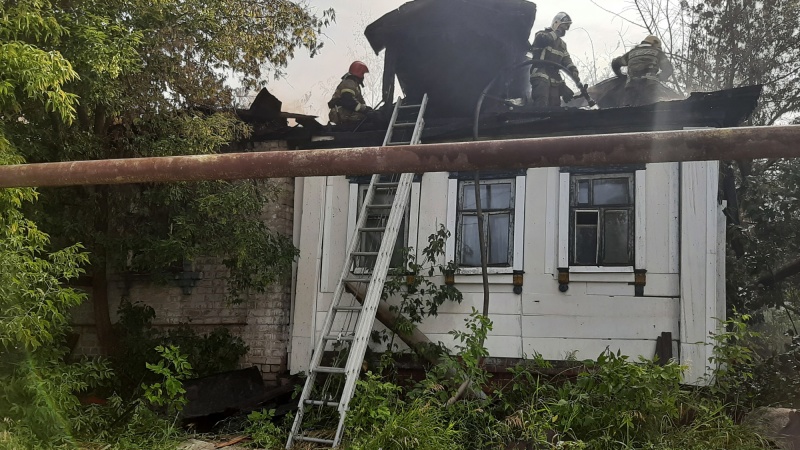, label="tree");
[3,0,333,354]
[617,0,800,317]
[0,1,110,445]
